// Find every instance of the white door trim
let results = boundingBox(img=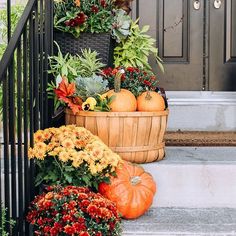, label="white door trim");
[166,91,236,105]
